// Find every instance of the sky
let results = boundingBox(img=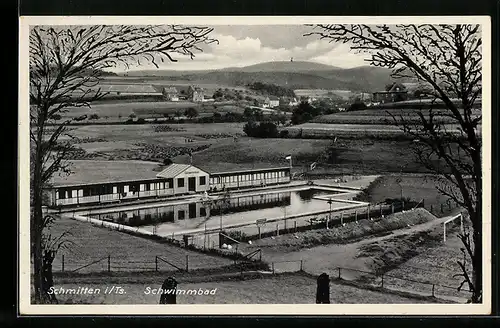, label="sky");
[123,25,371,71]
